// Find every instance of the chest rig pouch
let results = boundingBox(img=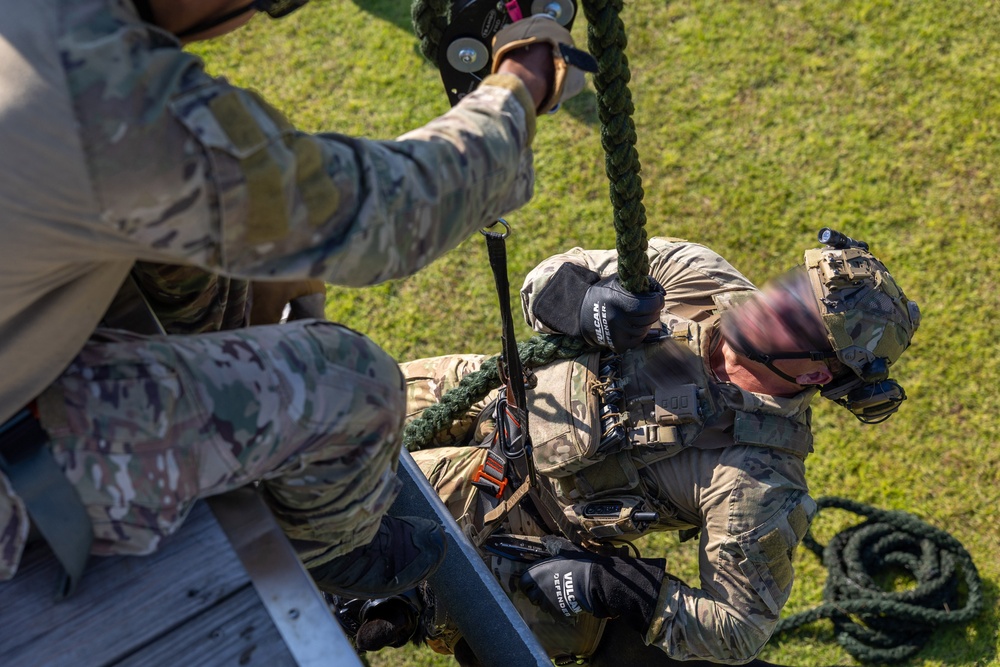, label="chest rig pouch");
[526,350,604,478]
[527,324,716,498]
[525,321,813,543]
[566,325,719,513]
